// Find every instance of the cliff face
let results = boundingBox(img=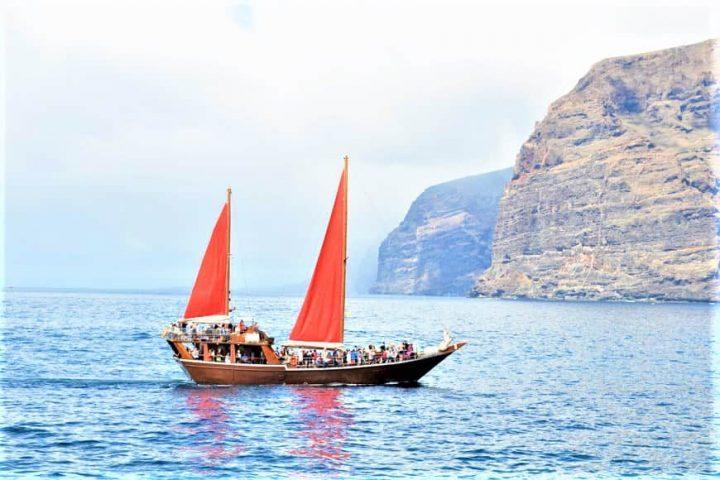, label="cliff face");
[372,168,512,295]
[474,39,719,301]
